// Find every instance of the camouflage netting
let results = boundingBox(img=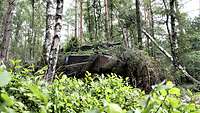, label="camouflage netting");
[54,47,163,92]
[117,49,162,91]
